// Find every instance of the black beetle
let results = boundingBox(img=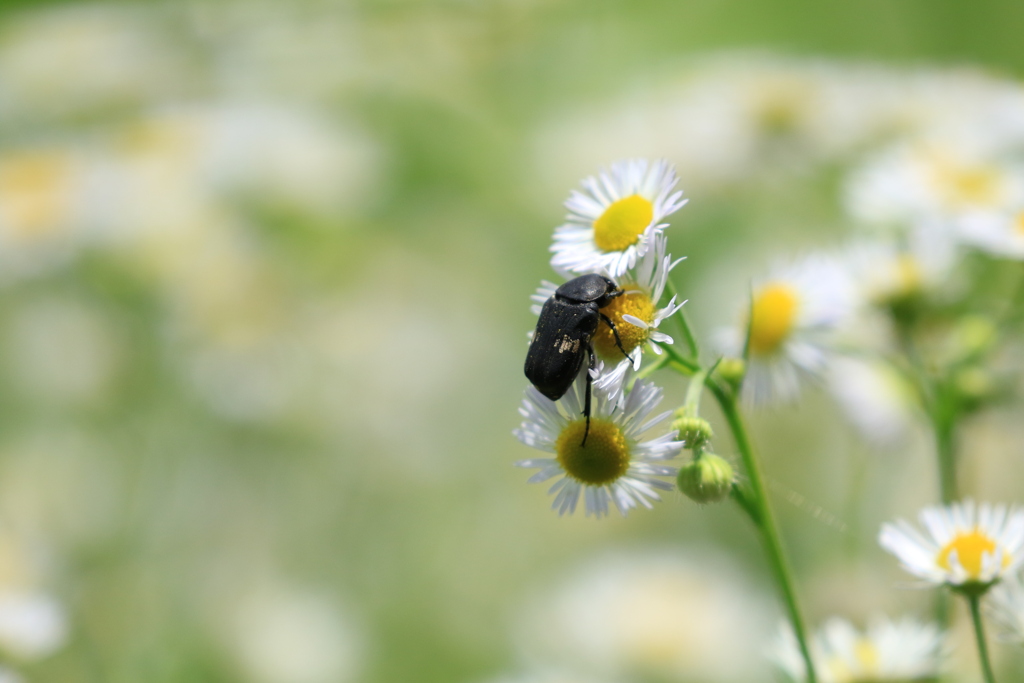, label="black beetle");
[524,274,630,445]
